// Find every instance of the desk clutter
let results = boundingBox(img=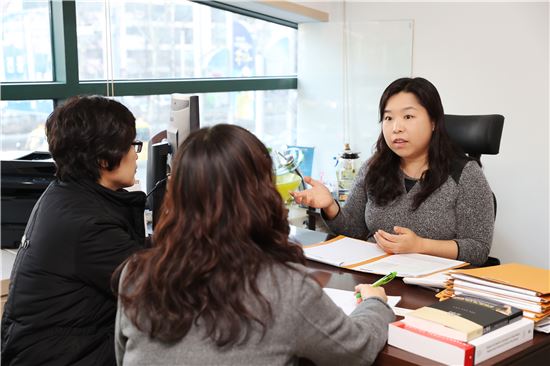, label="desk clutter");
[438,263,550,323]
[387,262,550,365]
[302,236,550,365]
